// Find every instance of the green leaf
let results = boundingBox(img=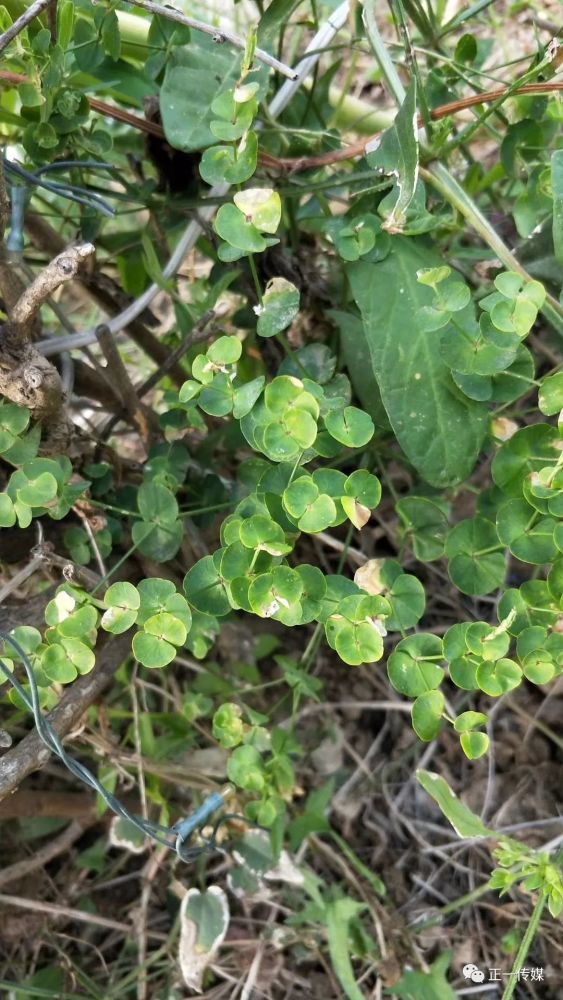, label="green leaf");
[199,133,258,185]
[239,514,287,553]
[215,203,267,253]
[384,568,425,631]
[101,9,120,60]
[325,897,366,1000]
[137,481,178,524]
[446,517,505,595]
[227,744,265,792]
[411,690,444,741]
[538,371,563,416]
[198,374,235,417]
[73,17,105,72]
[207,335,242,365]
[298,494,337,533]
[17,472,58,507]
[348,239,487,487]
[416,770,494,838]
[522,649,556,684]
[396,495,449,561]
[136,578,174,622]
[57,0,74,51]
[160,36,265,152]
[496,499,557,564]
[233,376,265,419]
[492,424,559,497]
[41,643,78,684]
[0,402,29,443]
[454,711,487,733]
[256,277,300,337]
[0,494,16,527]
[476,657,522,696]
[295,564,326,623]
[344,470,381,509]
[249,566,303,624]
[461,731,489,759]
[465,622,509,663]
[366,81,419,232]
[131,519,182,562]
[326,214,382,261]
[144,611,187,647]
[388,953,458,1000]
[233,188,281,234]
[212,702,244,748]
[132,630,176,669]
[324,407,374,448]
[56,605,98,638]
[328,619,384,666]
[109,816,146,854]
[60,637,95,675]
[387,634,444,697]
[101,582,140,634]
[183,553,231,616]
